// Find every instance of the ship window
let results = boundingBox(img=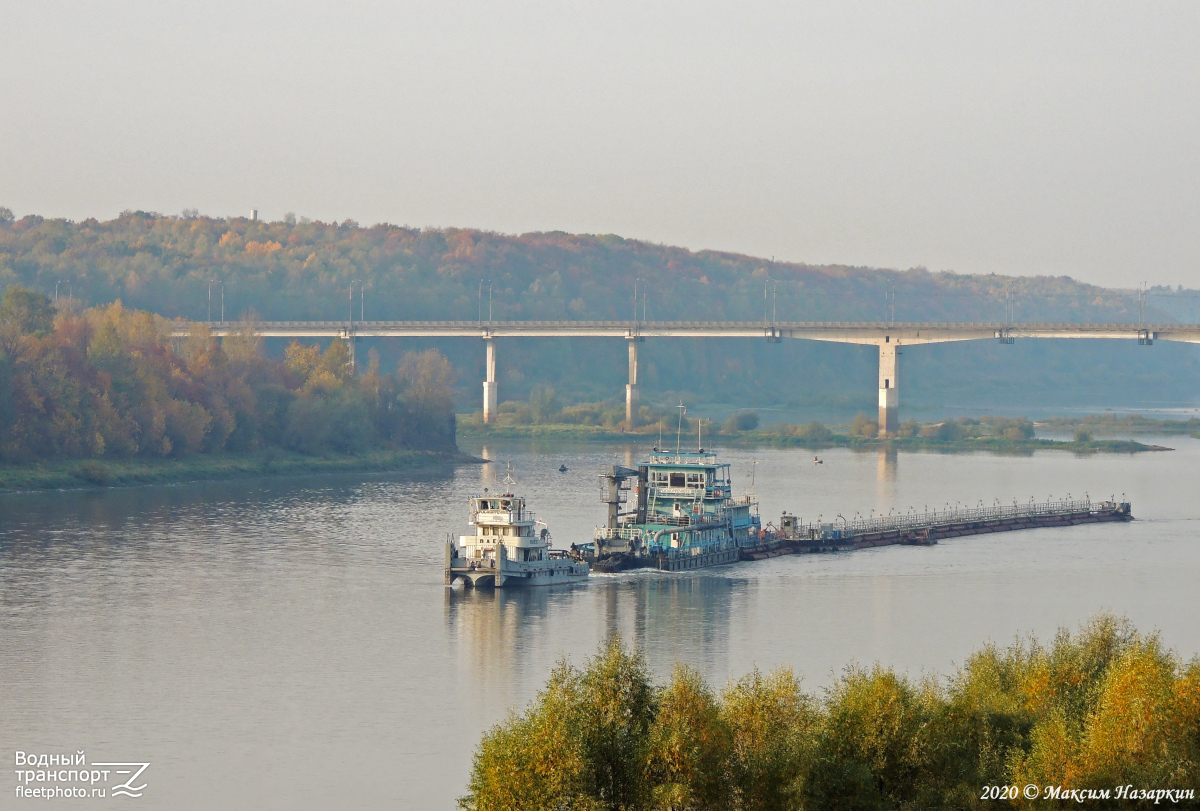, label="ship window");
[670,472,685,487]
